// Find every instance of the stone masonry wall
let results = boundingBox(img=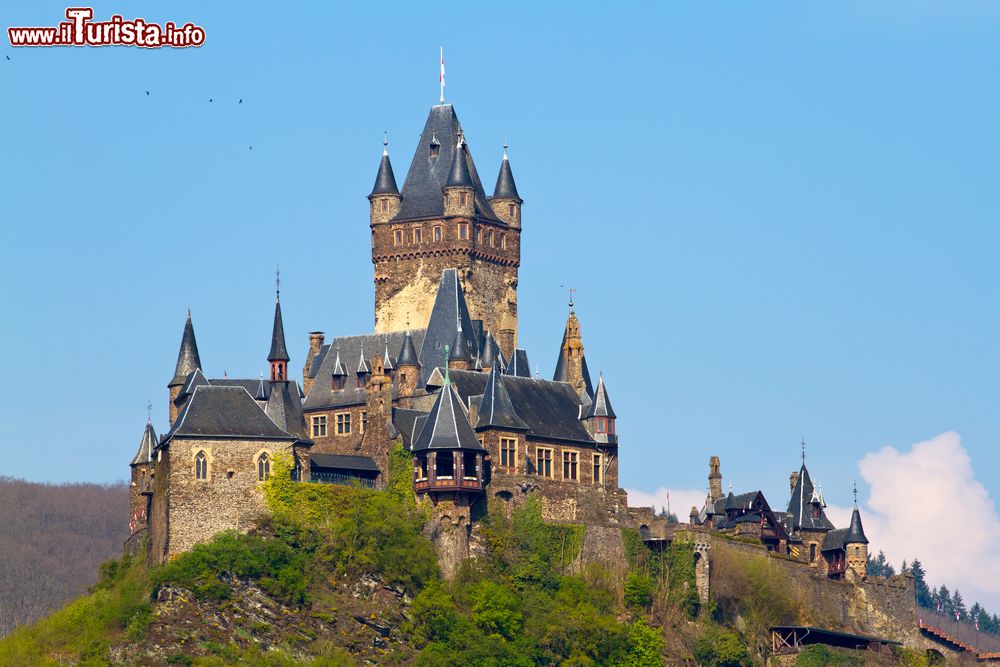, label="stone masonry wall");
[165,437,294,560]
